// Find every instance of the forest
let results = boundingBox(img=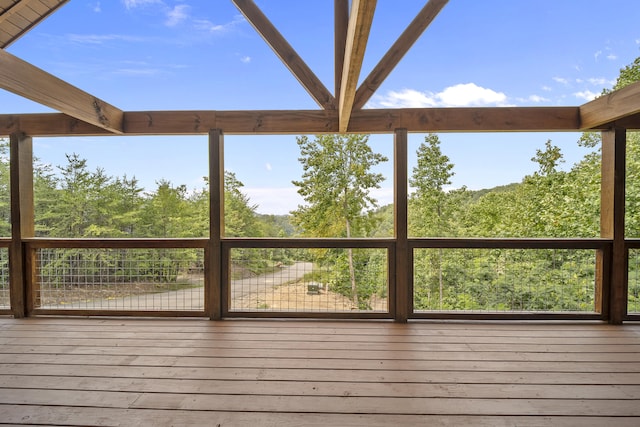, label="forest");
[1,57,639,313]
